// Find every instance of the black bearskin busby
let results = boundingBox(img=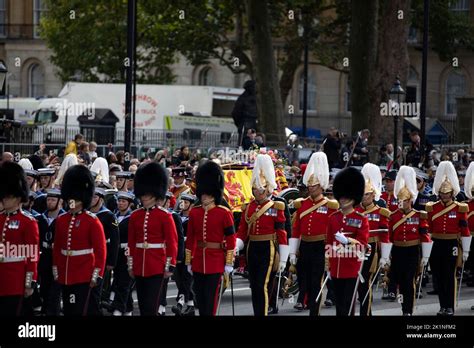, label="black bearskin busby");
[0,161,29,203]
[134,162,168,200]
[333,166,365,206]
[61,165,95,209]
[196,160,224,205]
